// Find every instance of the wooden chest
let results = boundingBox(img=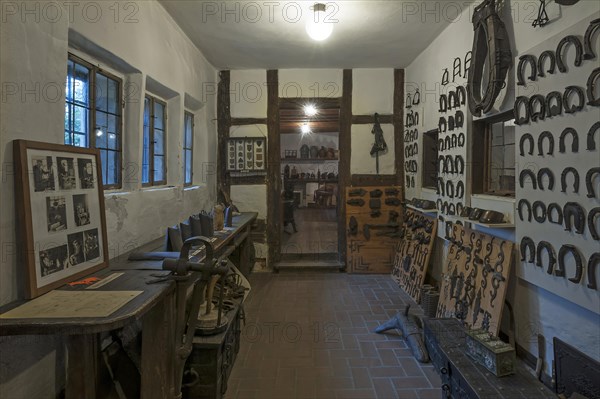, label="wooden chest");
[424,318,555,399]
[182,305,241,399]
